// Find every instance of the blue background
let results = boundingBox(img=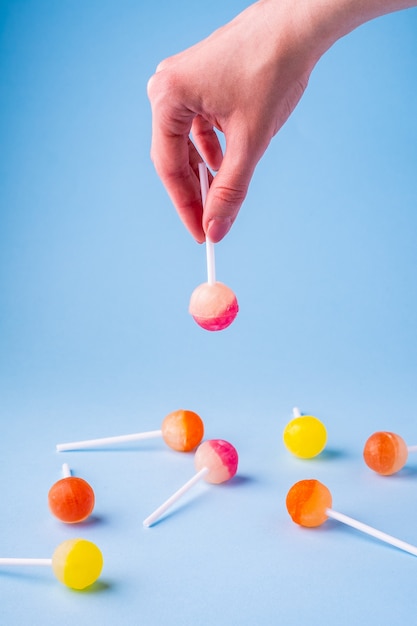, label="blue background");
[1,1,417,624]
